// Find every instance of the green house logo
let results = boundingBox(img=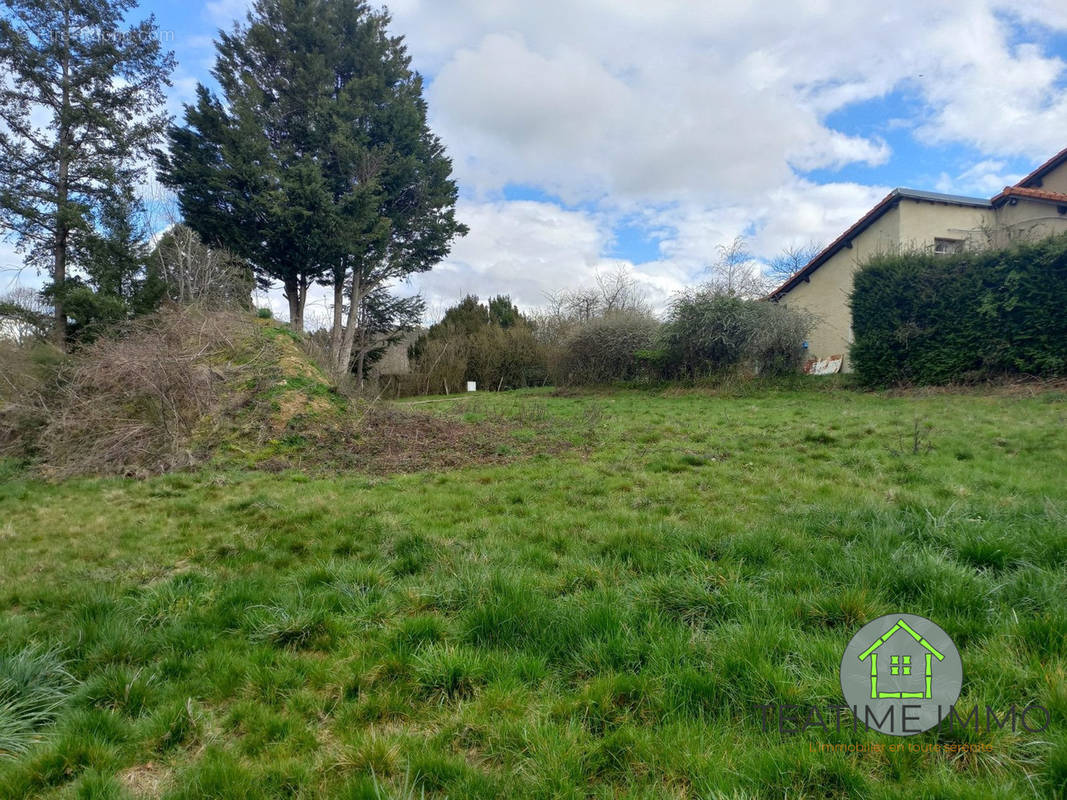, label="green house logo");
[858,618,944,700]
[840,614,962,736]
